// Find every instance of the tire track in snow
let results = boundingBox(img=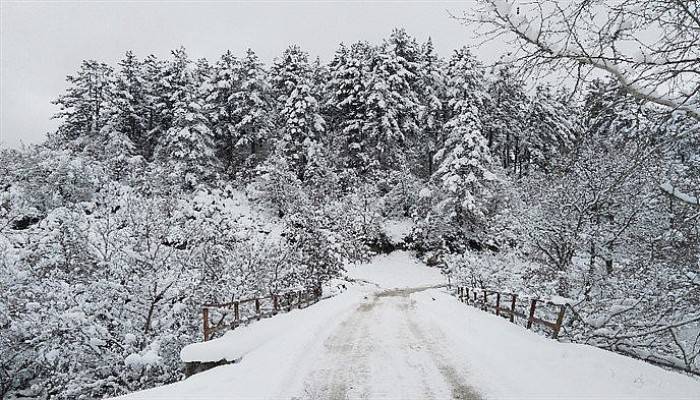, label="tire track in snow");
[299,297,375,400]
[404,298,483,400]
[297,287,483,400]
